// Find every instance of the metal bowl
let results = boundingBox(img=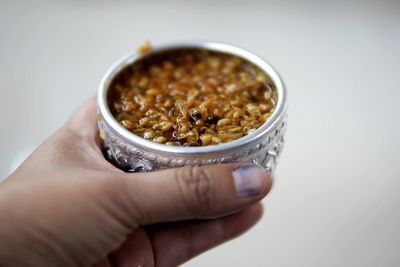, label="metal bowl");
[97,41,287,174]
